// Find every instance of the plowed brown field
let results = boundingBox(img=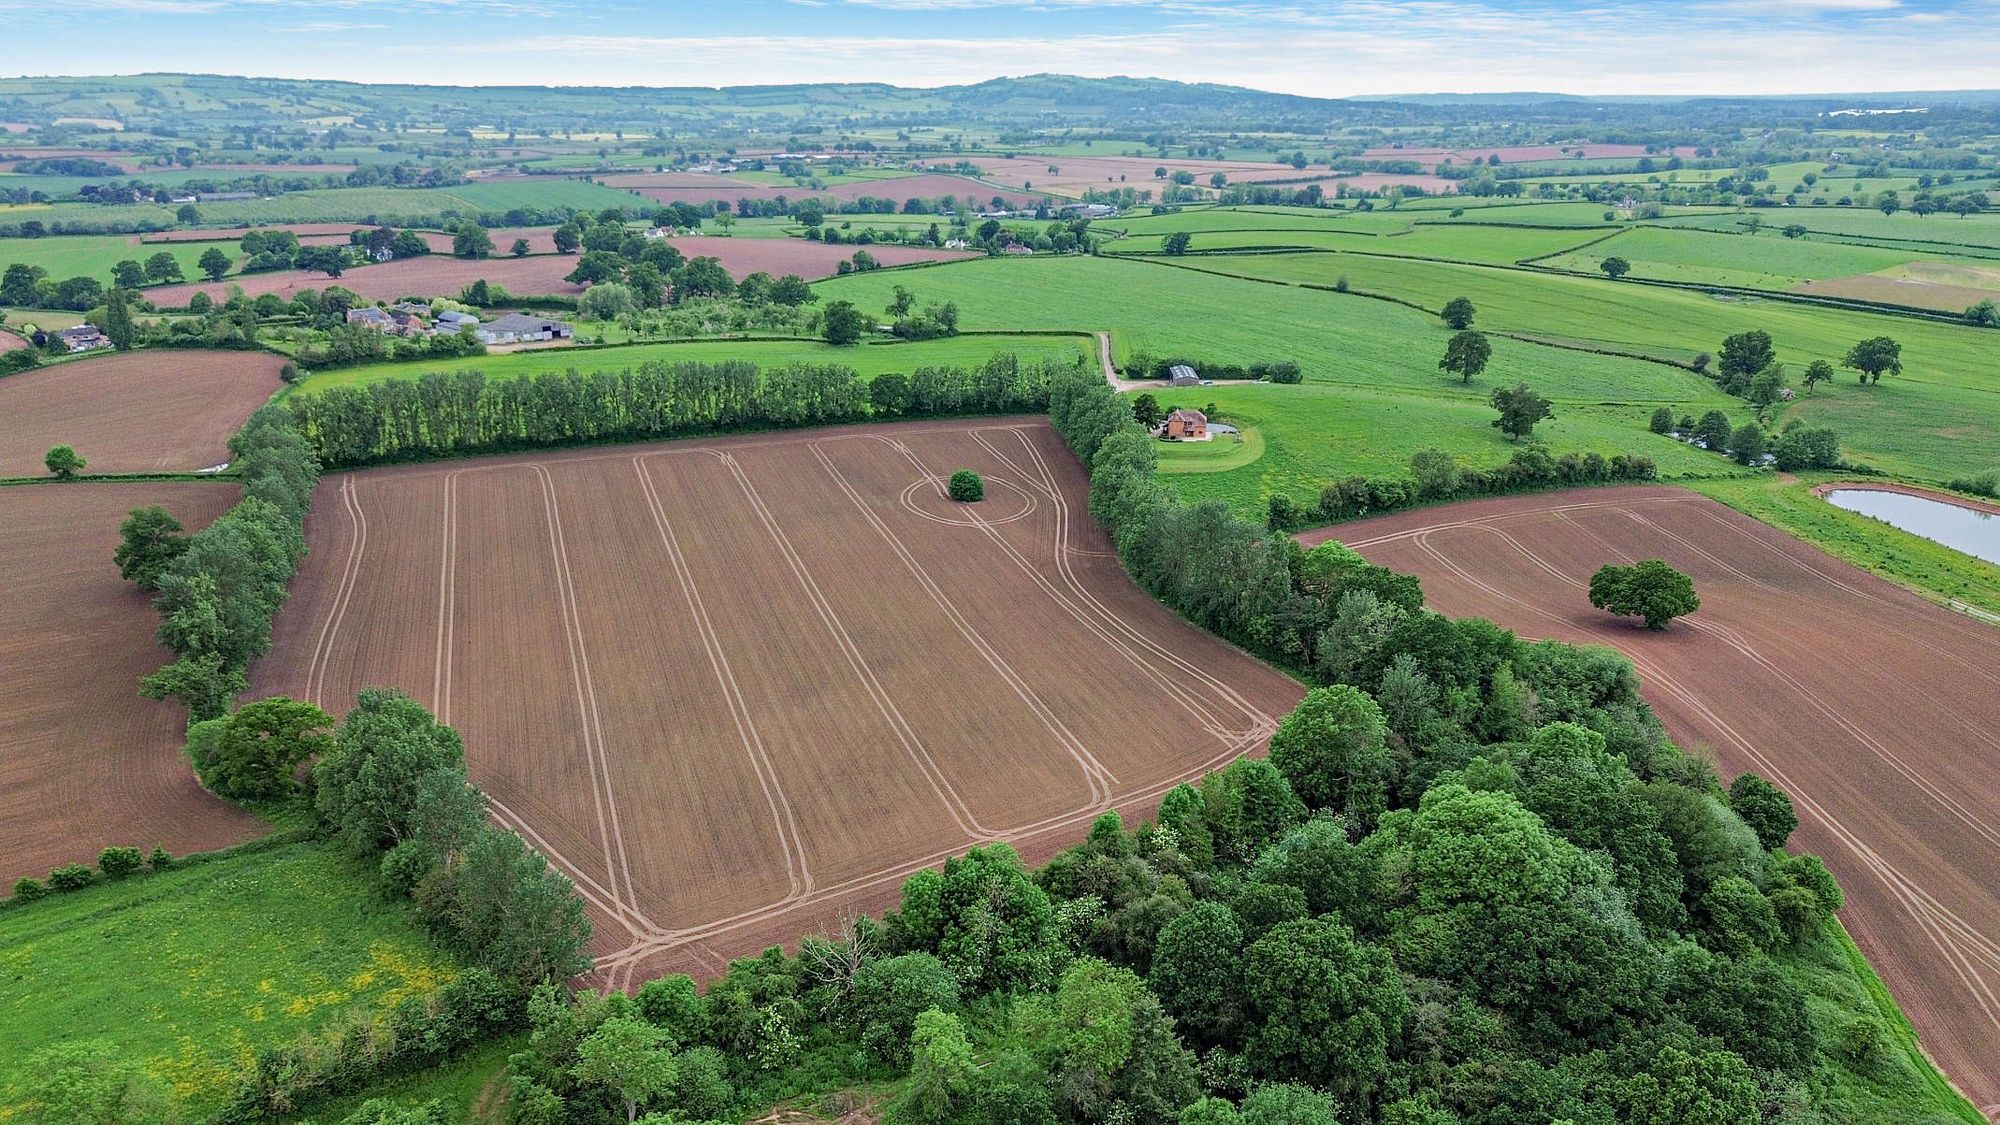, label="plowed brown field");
[253,419,1303,986]
[1304,486,2000,1110]
[0,483,263,882]
[0,349,283,475]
